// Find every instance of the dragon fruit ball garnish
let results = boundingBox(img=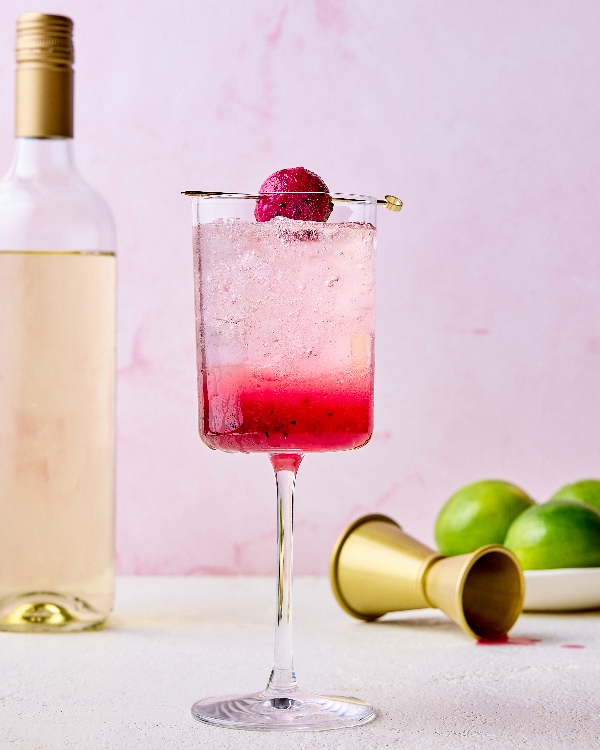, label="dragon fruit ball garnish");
[182,166,403,214]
